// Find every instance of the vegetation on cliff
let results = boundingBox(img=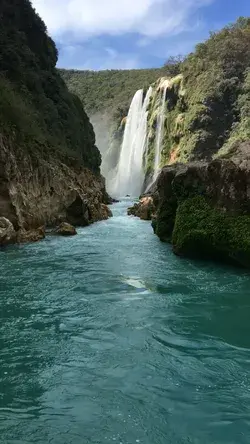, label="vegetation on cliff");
[60,18,249,183]
[60,68,163,119]
[172,196,250,267]
[180,16,250,161]
[143,17,250,177]
[0,0,100,171]
[0,0,113,246]
[132,151,250,268]
[59,57,183,119]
